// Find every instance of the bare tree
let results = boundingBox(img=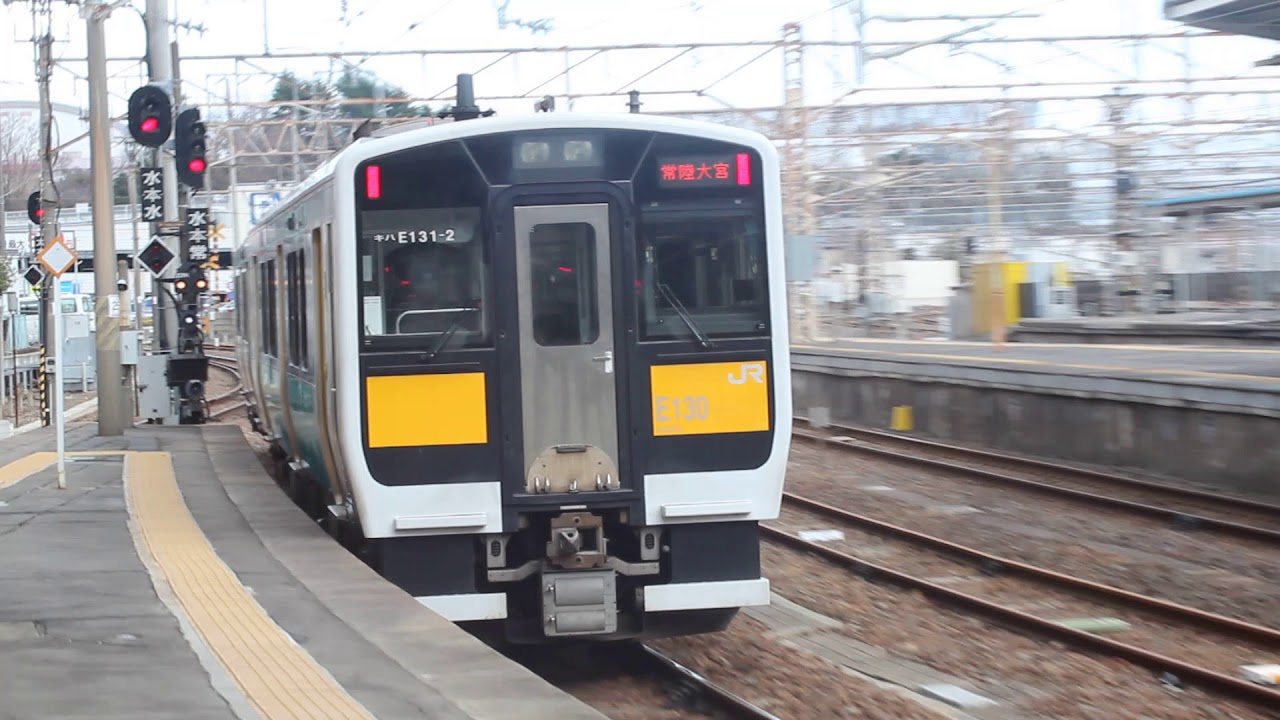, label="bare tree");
[0,114,40,212]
